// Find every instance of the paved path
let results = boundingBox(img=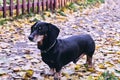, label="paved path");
[0,0,120,79]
